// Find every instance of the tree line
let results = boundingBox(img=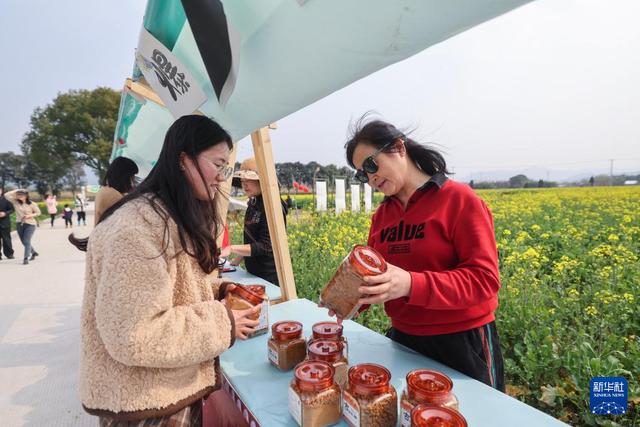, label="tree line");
[3,88,636,196]
[1,88,120,196]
